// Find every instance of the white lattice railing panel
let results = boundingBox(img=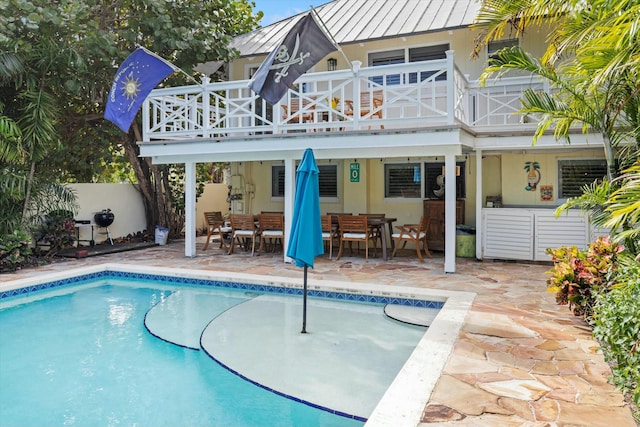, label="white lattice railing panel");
[142,56,541,141]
